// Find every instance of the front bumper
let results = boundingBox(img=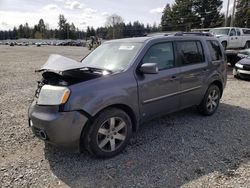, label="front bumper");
[233,68,250,79]
[28,101,88,152]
